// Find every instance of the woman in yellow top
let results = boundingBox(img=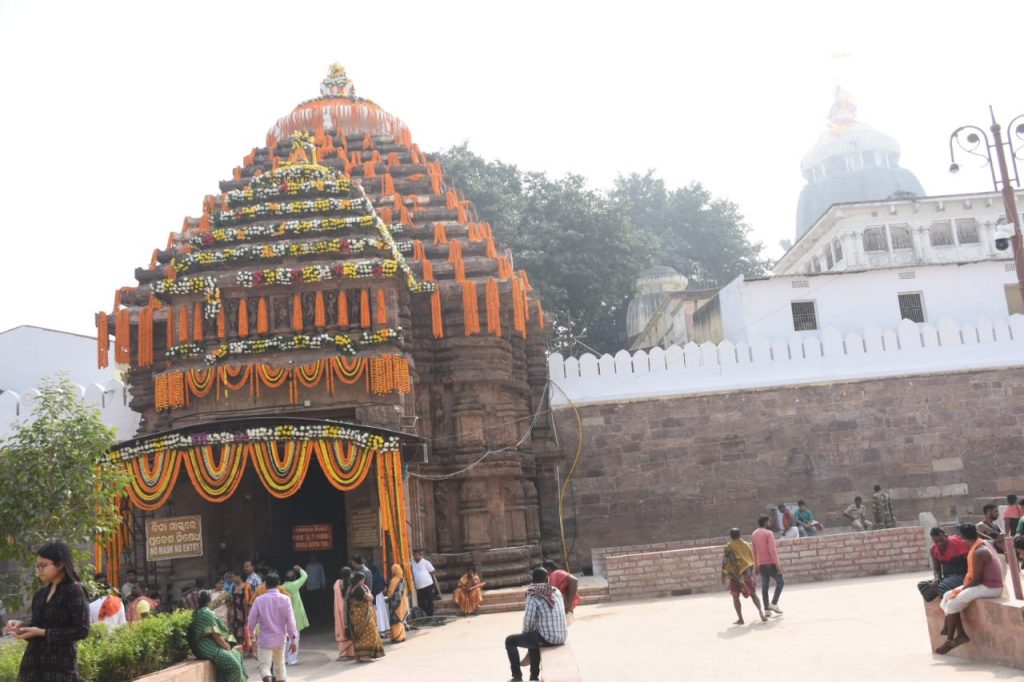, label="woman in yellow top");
[386,563,409,642]
[453,564,486,615]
